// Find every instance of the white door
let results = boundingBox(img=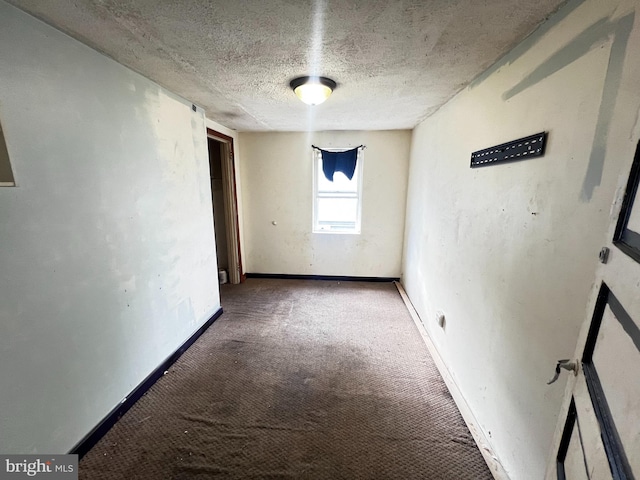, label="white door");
[547,140,640,479]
